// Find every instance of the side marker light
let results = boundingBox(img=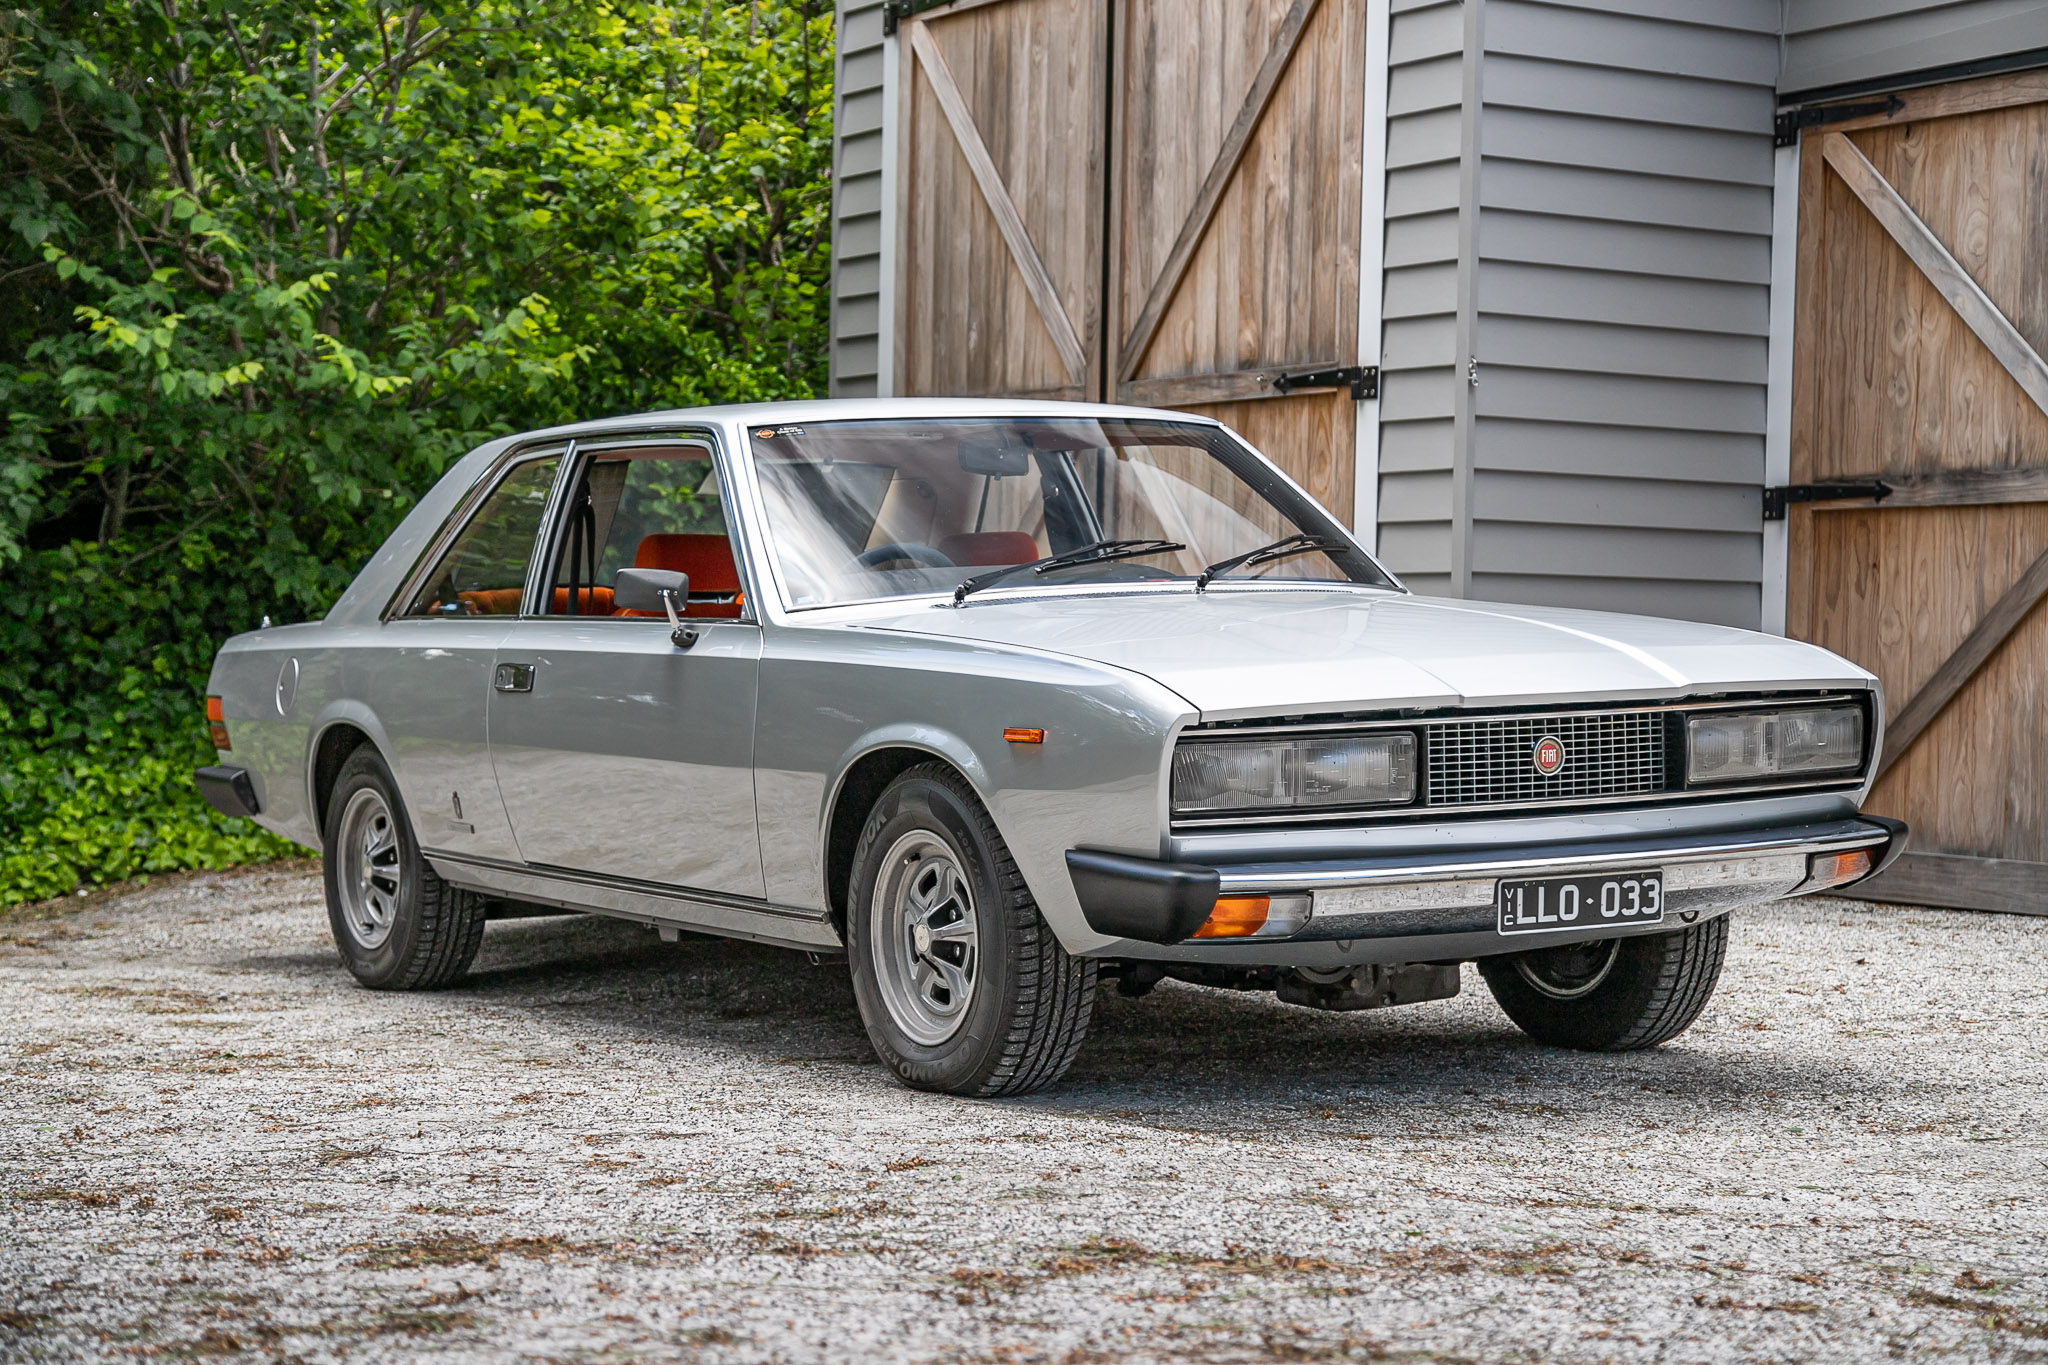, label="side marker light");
[206,696,231,751]
[1003,728,1045,744]
[1797,849,1873,894]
